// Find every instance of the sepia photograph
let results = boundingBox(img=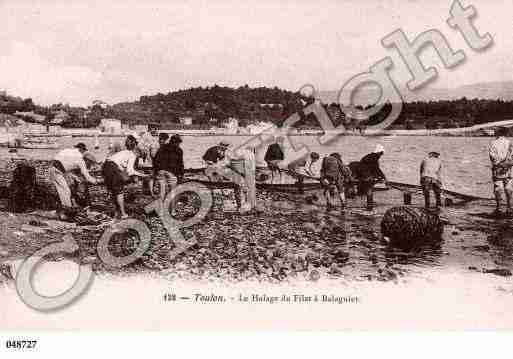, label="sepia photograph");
[0,0,512,339]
